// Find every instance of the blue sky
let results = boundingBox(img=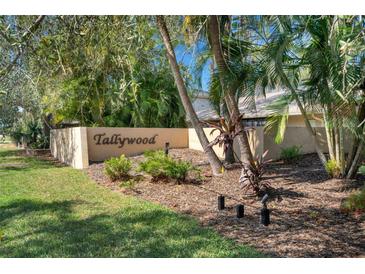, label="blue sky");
[174,43,211,92]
